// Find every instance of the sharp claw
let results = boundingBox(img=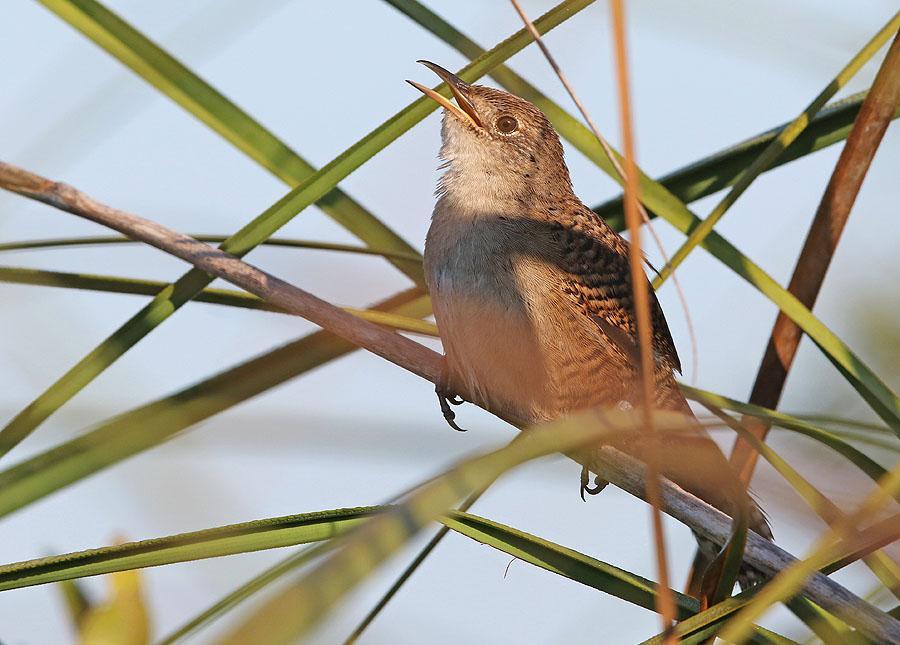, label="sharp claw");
[580,465,607,500]
[437,391,467,432]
